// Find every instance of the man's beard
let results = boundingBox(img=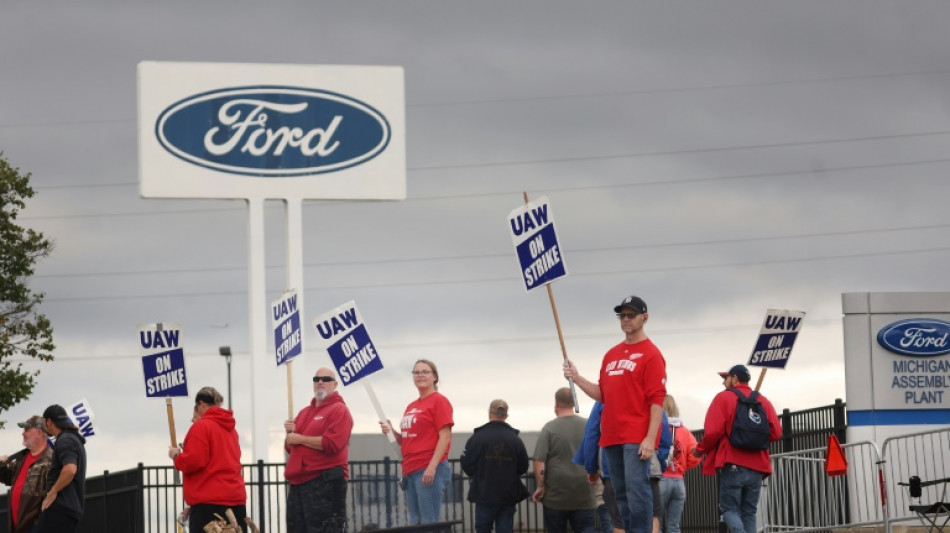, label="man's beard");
[315,390,328,401]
